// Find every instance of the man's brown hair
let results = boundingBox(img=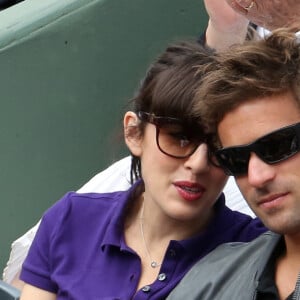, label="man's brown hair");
[194,29,300,146]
